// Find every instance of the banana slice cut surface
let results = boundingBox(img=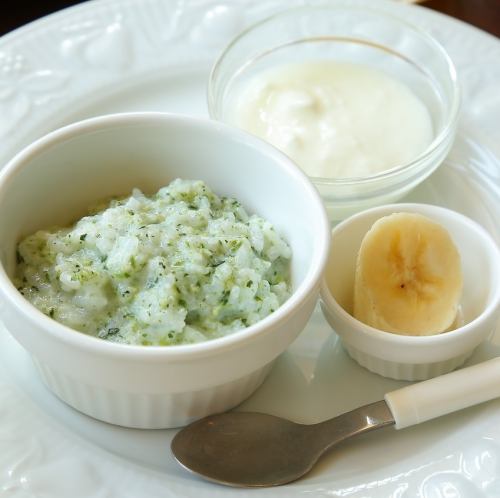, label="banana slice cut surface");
[353,212,463,336]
